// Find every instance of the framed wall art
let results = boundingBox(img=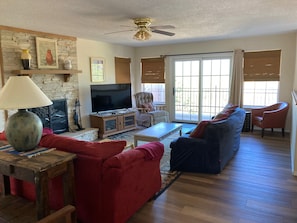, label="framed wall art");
[90,57,104,82]
[36,37,58,69]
